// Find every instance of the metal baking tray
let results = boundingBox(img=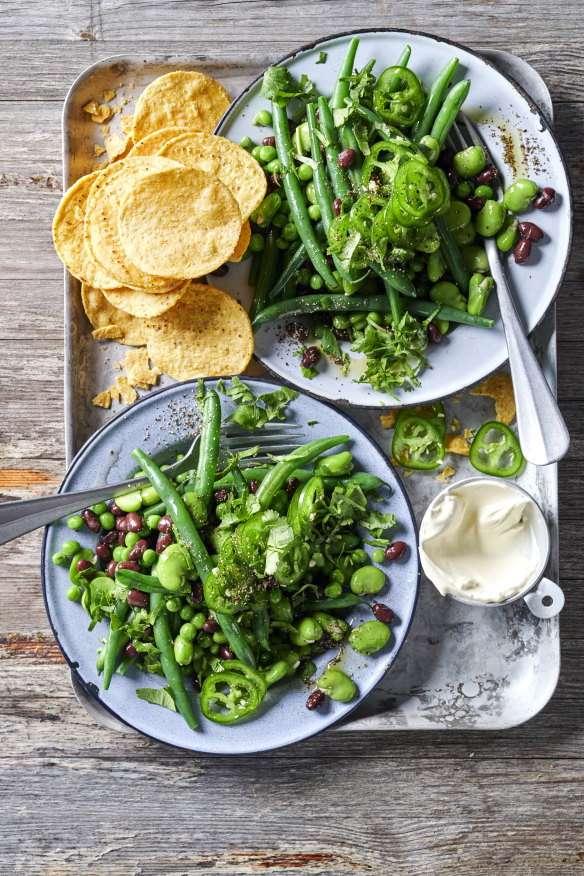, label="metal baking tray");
[61,49,561,733]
